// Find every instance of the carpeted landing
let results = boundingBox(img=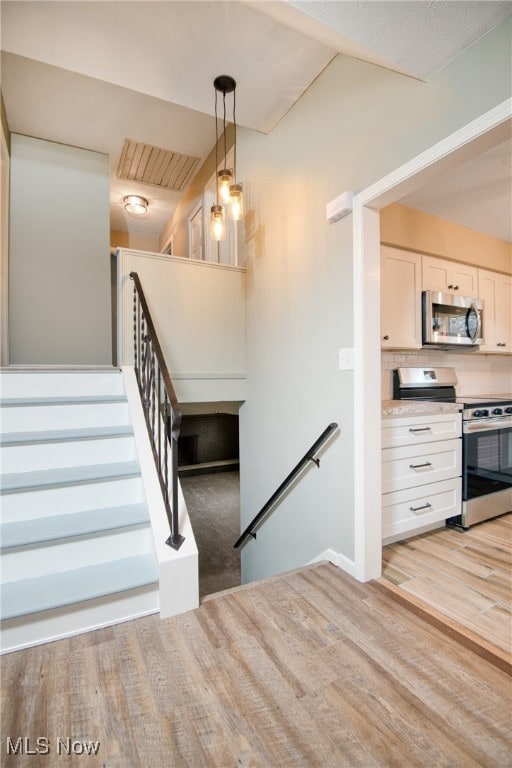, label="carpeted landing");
[180,470,241,599]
